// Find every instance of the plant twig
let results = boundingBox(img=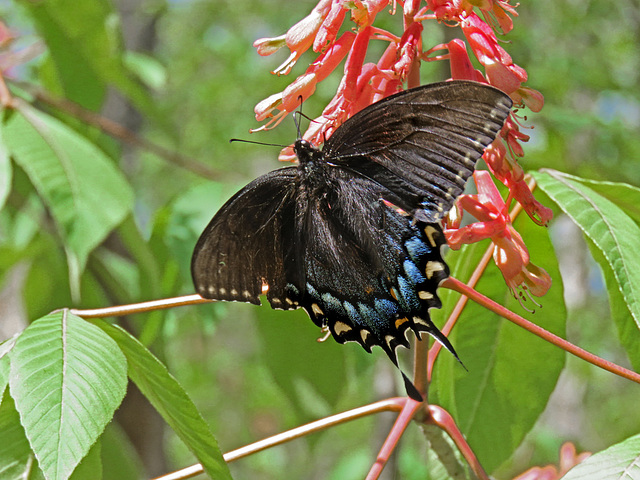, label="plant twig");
[366,398,423,480]
[426,404,490,480]
[69,294,212,318]
[151,397,408,480]
[443,276,640,385]
[7,79,223,180]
